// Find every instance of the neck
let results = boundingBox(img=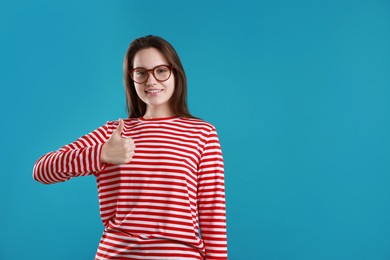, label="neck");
[144,105,174,119]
